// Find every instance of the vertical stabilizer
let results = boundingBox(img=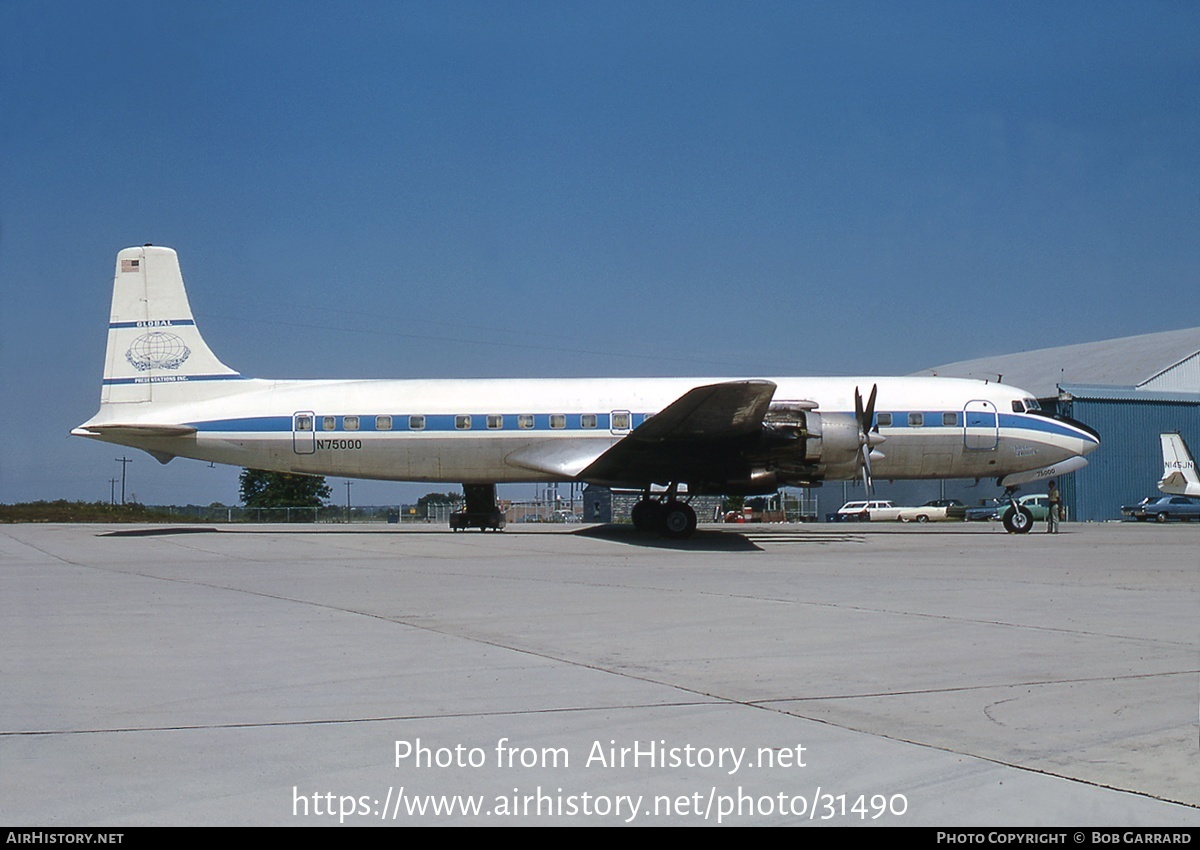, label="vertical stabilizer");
[1158,433,1200,496]
[100,246,241,405]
